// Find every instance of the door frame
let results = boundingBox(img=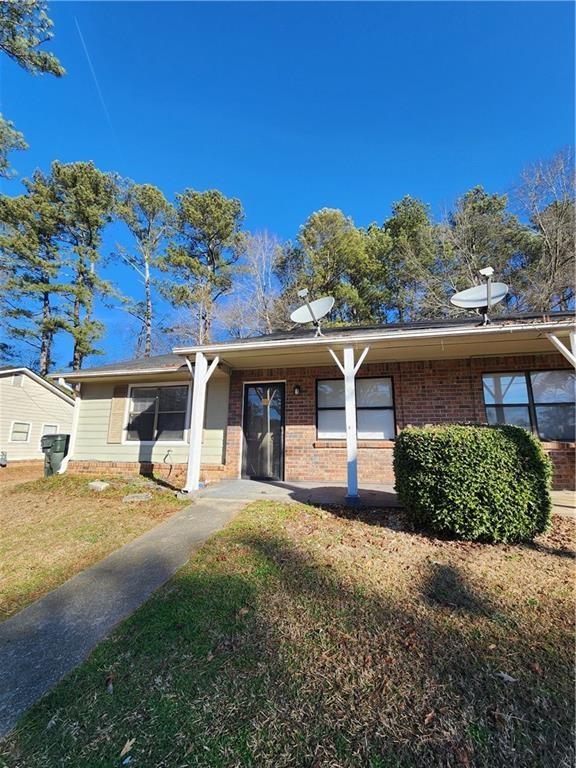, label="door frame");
[240,380,286,480]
